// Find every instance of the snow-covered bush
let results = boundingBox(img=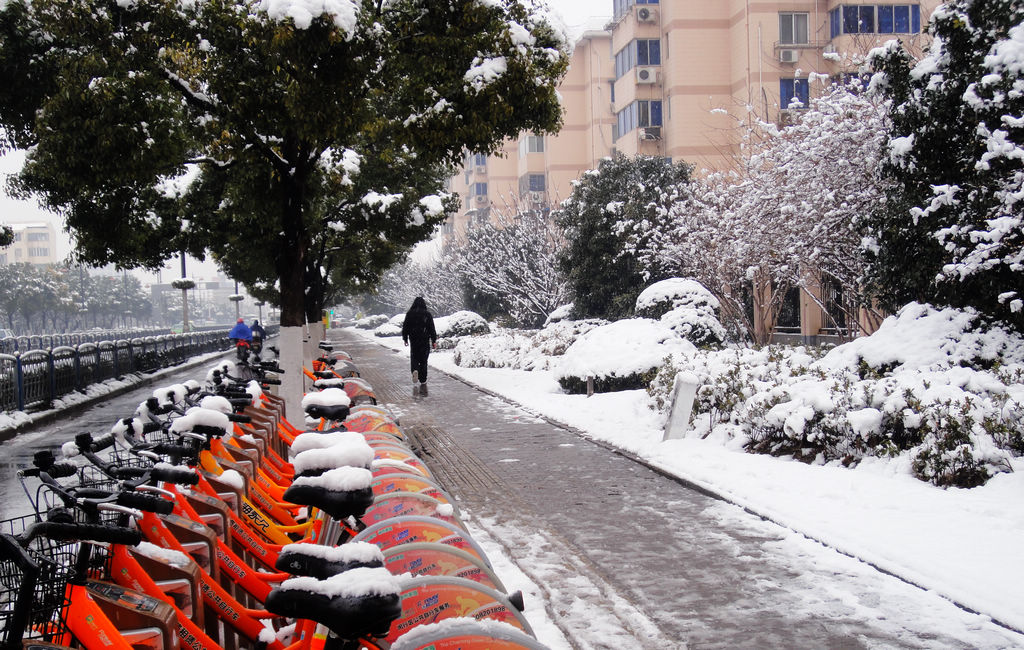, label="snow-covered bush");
[635,278,725,346]
[373,314,404,337]
[435,311,489,338]
[453,330,536,368]
[452,318,607,371]
[355,314,389,329]
[544,304,573,325]
[650,303,1024,487]
[374,323,401,337]
[555,318,695,394]
[531,318,607,358]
